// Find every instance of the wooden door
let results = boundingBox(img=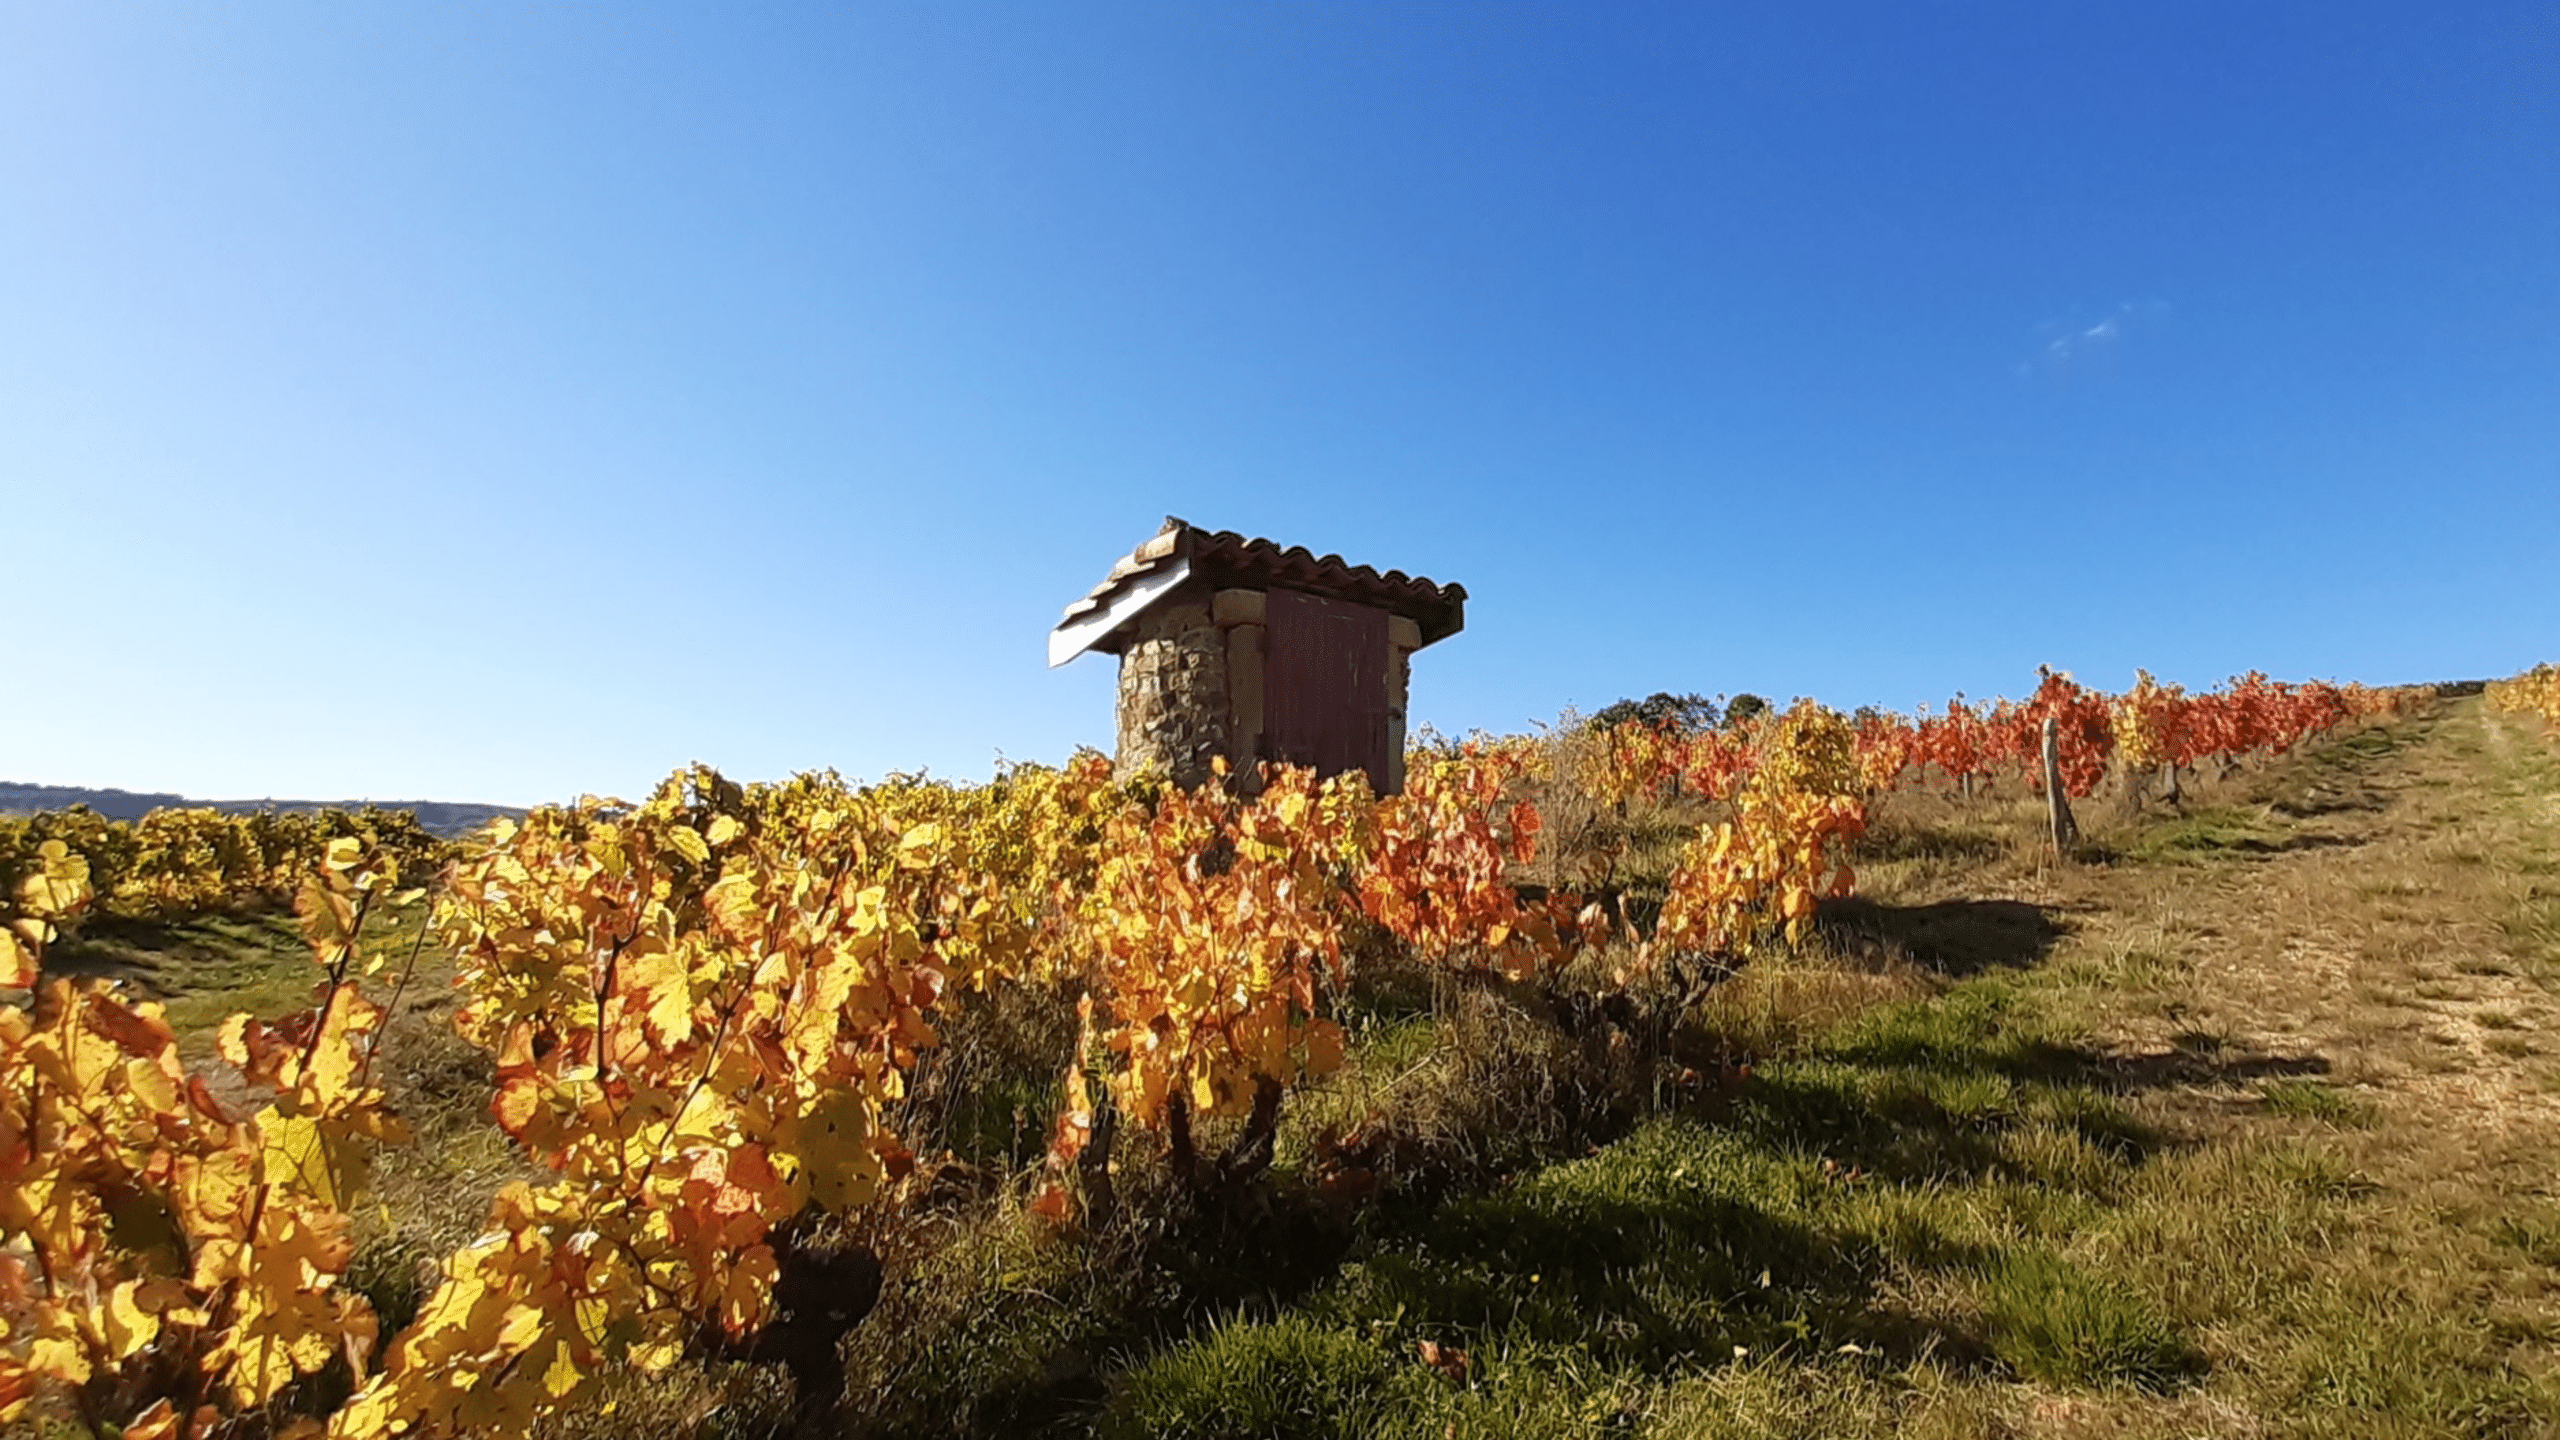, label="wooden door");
[1263,588,1394,793]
